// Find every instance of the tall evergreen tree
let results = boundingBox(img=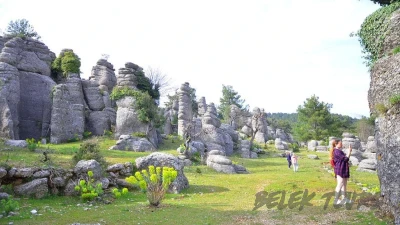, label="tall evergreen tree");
[218,85,246,121]
[6,19,41,39]
[293,95,333,142]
